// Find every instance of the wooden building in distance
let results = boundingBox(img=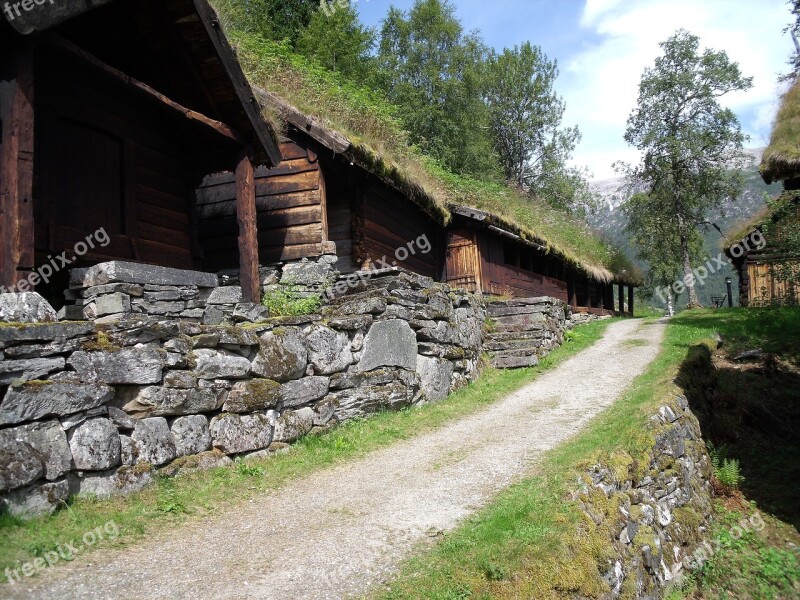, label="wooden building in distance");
[0,0,281,303]
[196,90,445,280]
[197,89,638,313]
[727,81,800,307]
